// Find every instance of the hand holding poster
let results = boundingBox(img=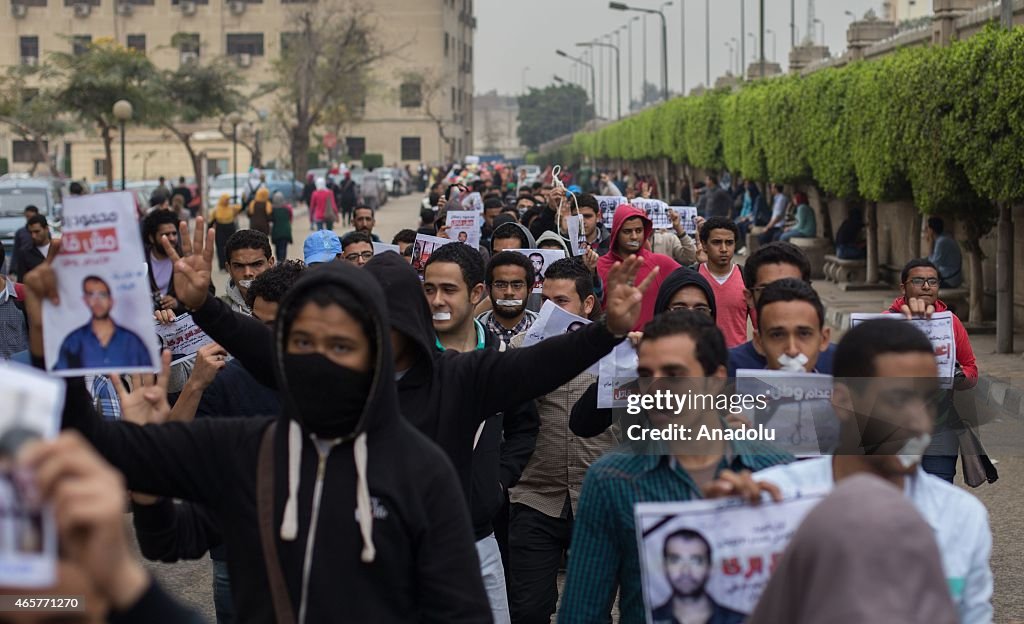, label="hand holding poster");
[597,195,628,224]
[461,191,484,213]
[447,210,482,248]
[43,192,160,376]
[507,249,565,293]
[632,198,672,229]
[155,313,215,362]
[673,206,699,235]
[411,233,455,275]
[523,300,592,348]
[735,369,838,457]
[849,312,956,383]
[635,493,826,623]
[597,341,639,408]
[0,361,63,587]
